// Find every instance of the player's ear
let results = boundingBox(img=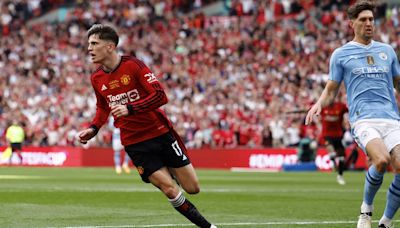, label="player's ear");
[107,42,115,53]
[348,20,354,29]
